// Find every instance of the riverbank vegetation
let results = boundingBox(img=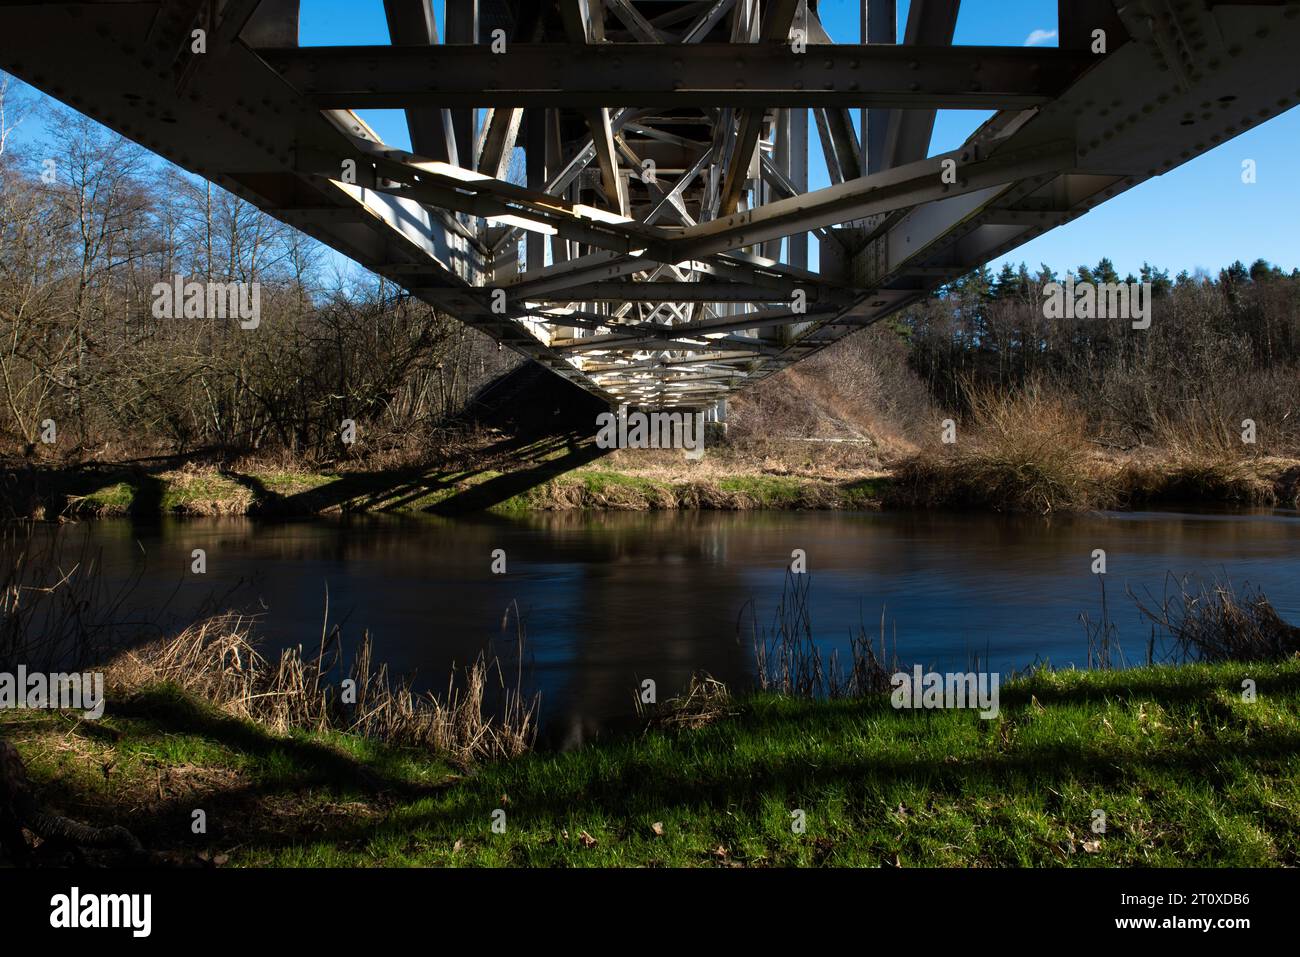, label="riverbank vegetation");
[5,447,1294,519]
[105,614,537,764]
[2,81,1297,517]
[5,660,1299,867]
[4,529,1299,867]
